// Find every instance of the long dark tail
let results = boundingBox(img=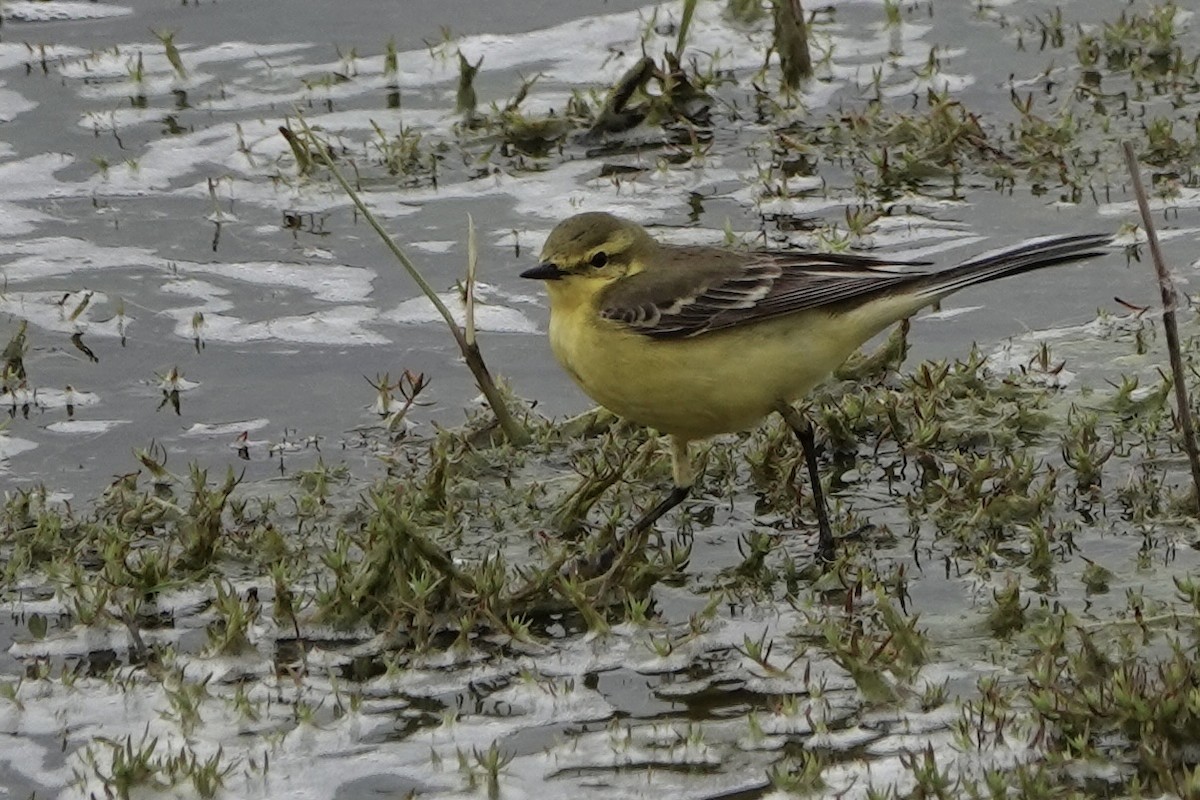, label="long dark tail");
[910,233,1113,302]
